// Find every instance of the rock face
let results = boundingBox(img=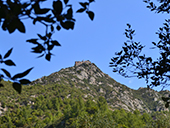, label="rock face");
[31,60,170,113]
